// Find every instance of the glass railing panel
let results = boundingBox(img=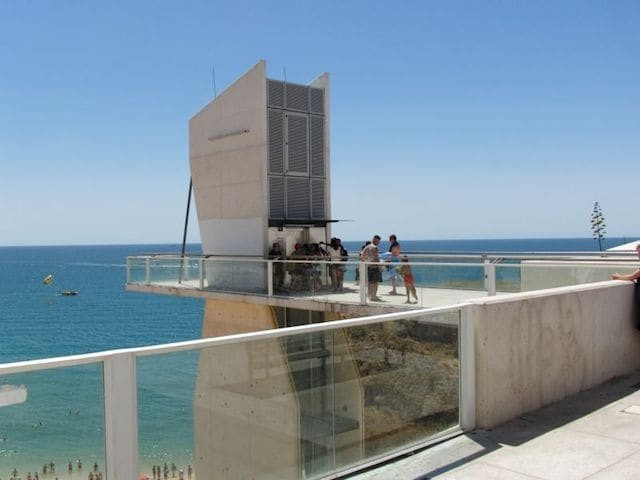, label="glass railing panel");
[361,261,487,307]
[517,260,634,292]
[0,364,105,479]
[494,259,522,292]
[137,335,326,479]
[335,312,460,471]
[411,262,485,291]
[137,351,199,480]
[127,256,150,284]
[276,260,362,305]
[285,330,336,479]
[175,256,202,289]
[150,256,183,285]
[135,310,461,479]
[280,259,330,295]
[202,258,268,294]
